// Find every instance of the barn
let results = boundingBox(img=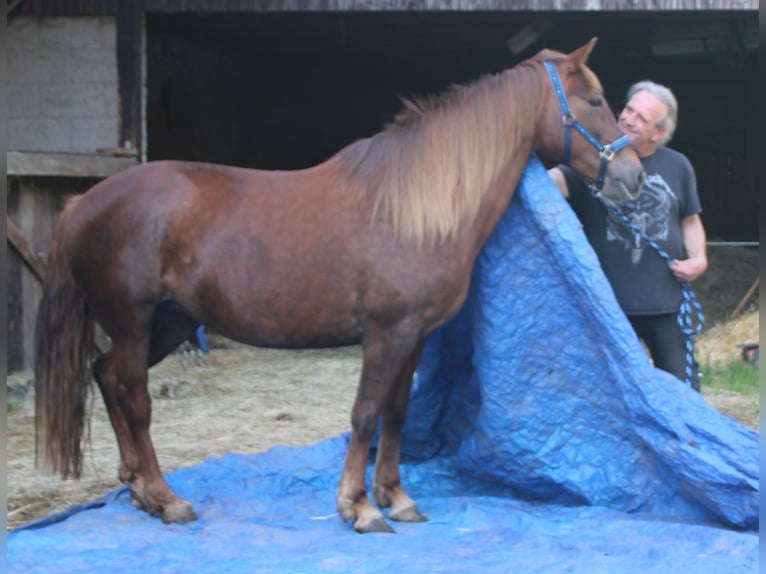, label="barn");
[6,0,758,373]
